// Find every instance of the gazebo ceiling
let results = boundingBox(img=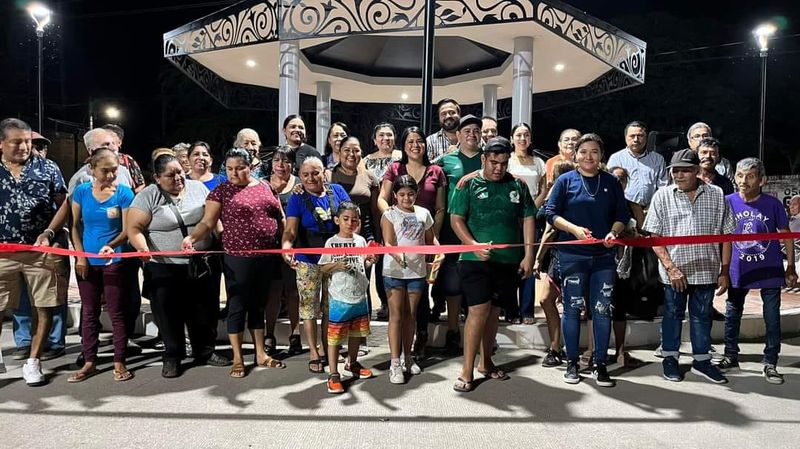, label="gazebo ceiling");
[164,0,646,108]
